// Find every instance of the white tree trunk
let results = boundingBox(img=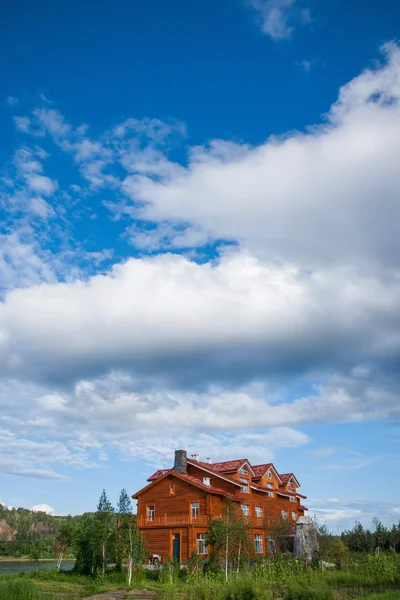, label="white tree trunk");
[127,555,133,587]
[225,535,229,582]
[236,540,241,574]
[57,550,63,572]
